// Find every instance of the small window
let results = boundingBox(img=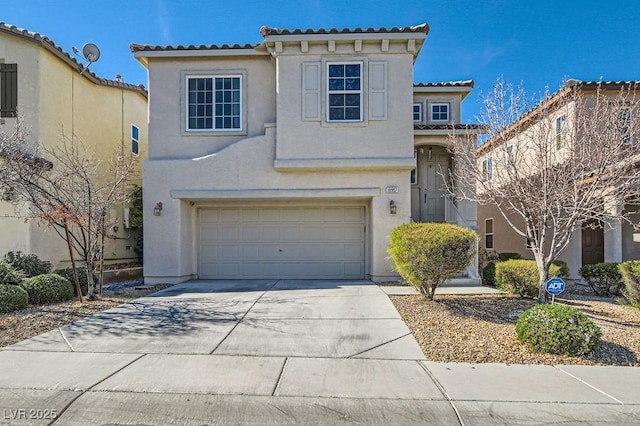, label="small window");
[485,218,494,249]
[131,124,139,155]
[411,150,418,185]
[0,64,18,118]
[413,103,423,122]
[327,62,362,122]
[187,75,242,131]
[482,157,493,181]
[618,108,631,143]
[431,103,449,122]
[556,115,566,149]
